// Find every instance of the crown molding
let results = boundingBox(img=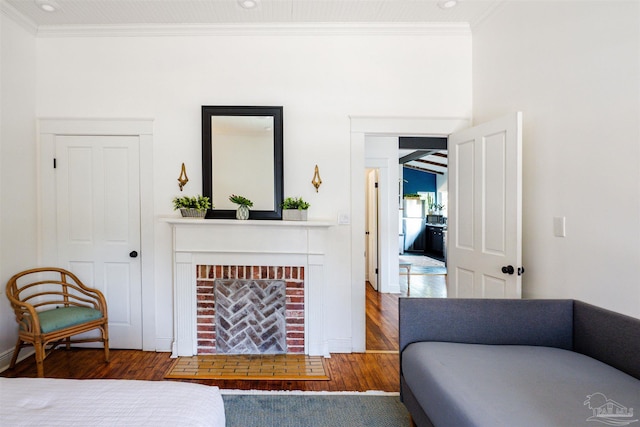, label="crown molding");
[0,0,38,35]
[35,22,471,38]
